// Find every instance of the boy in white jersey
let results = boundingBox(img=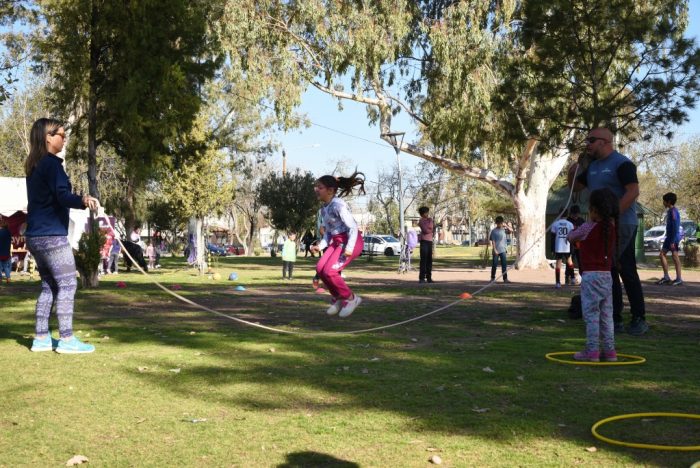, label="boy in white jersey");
[550,208,575,289]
